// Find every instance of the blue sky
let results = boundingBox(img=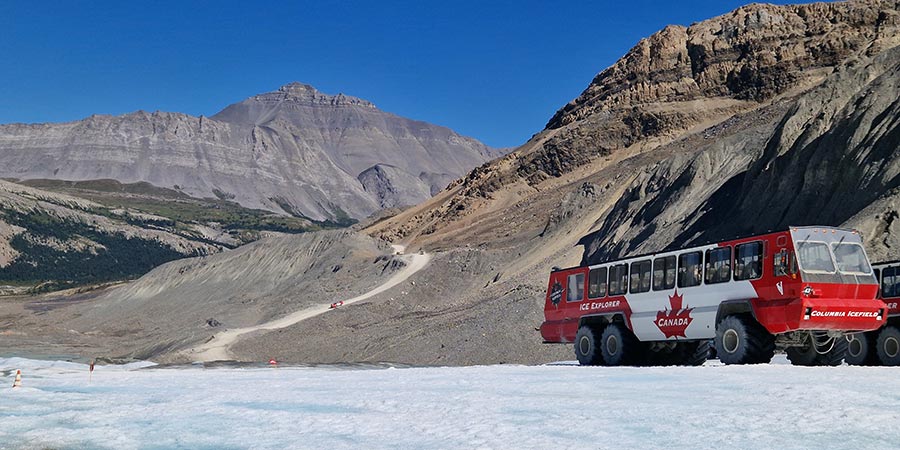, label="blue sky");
[1,1,820,148]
